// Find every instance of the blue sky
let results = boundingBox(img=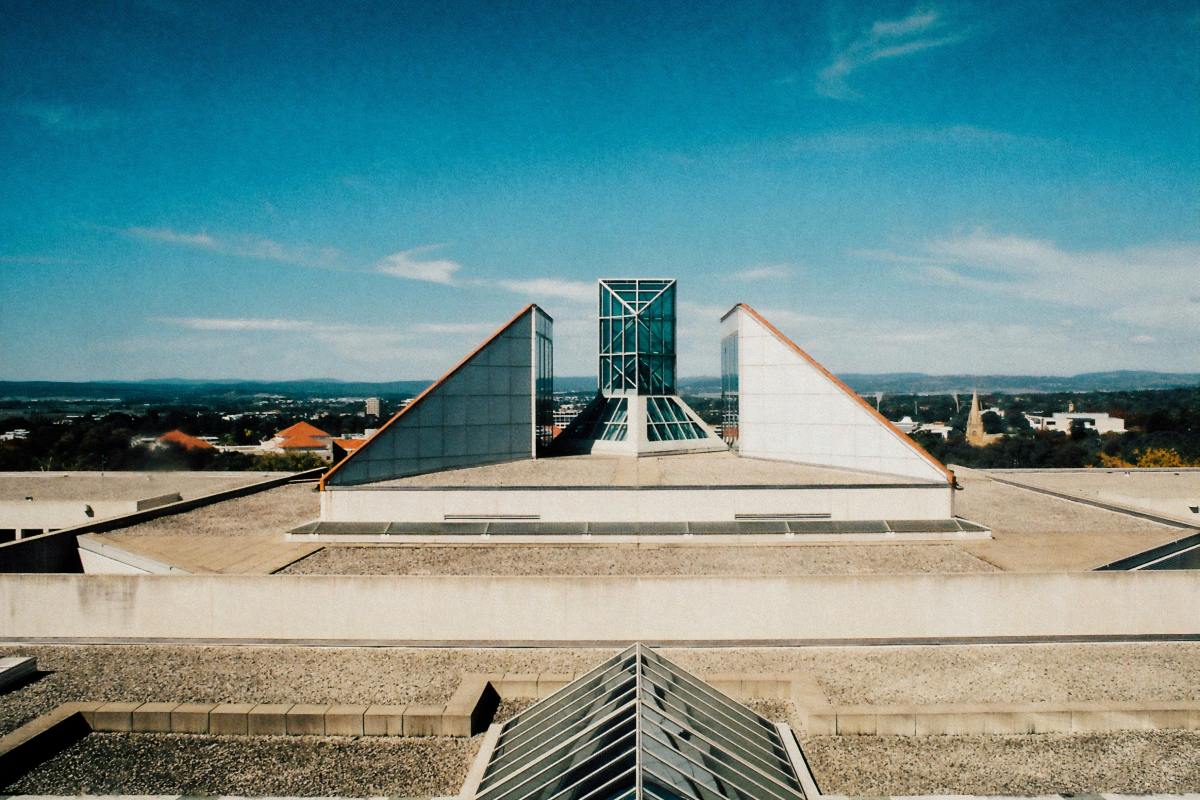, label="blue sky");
[2,0,1197,381]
